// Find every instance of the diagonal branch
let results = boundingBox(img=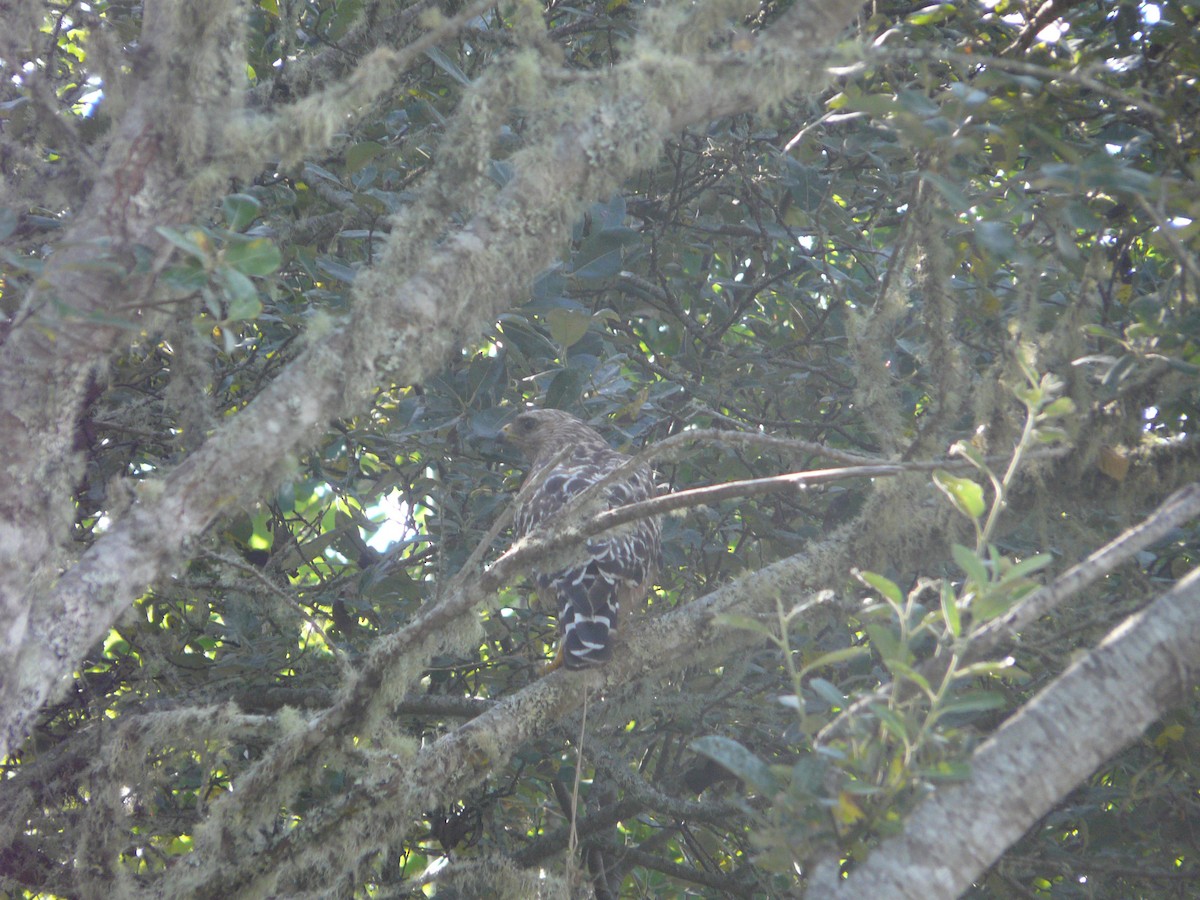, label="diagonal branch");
[816,482,1200,745]
[506,445,1071,579]
[808,564,1200,898]
[173,522,851,896]
[3,0,866,759]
